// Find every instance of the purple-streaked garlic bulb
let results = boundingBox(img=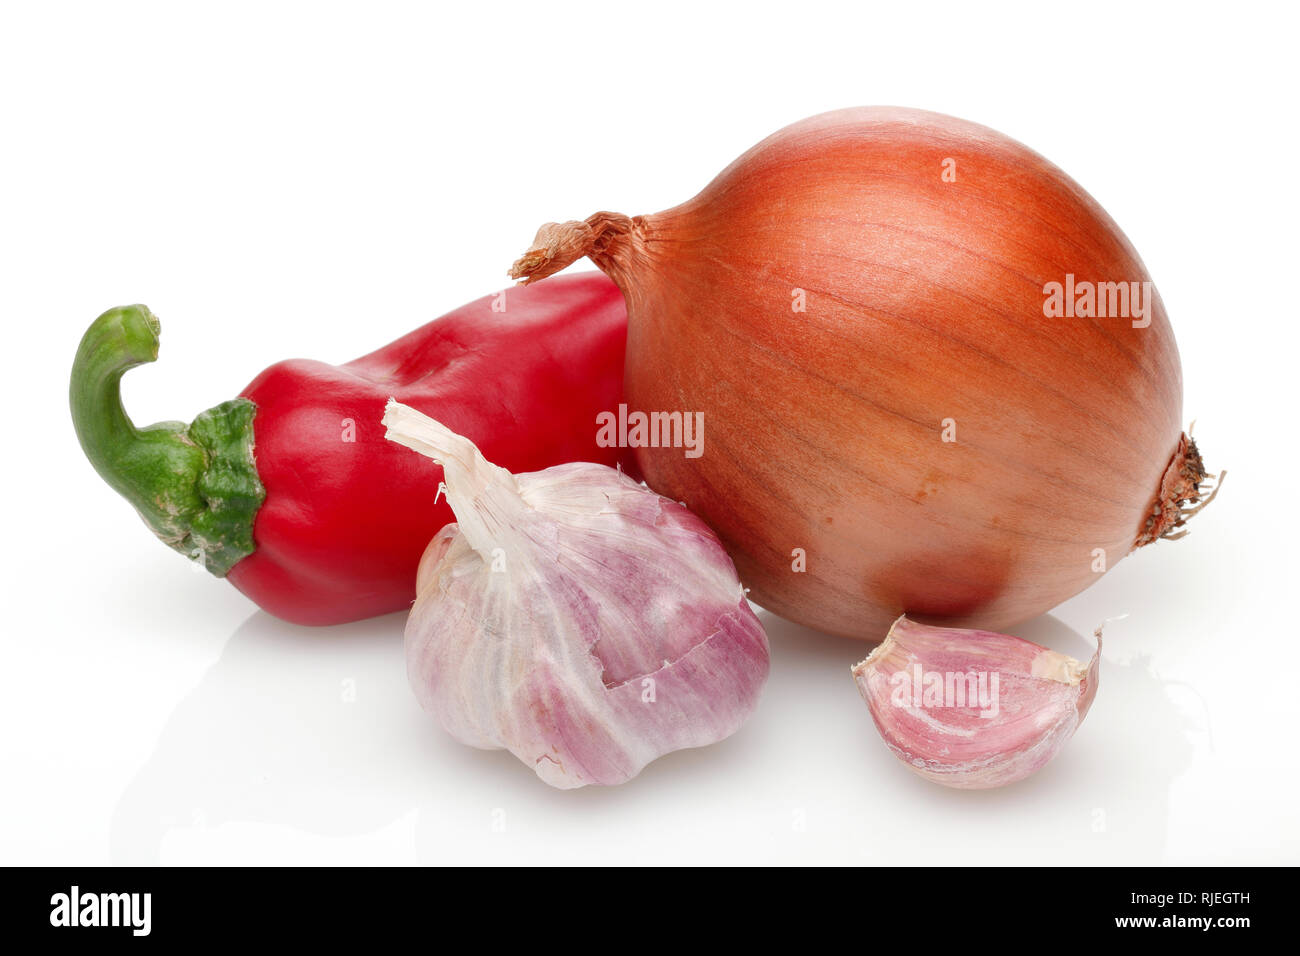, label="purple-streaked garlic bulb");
[382,399,770,789]
[852,616,1101,789]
